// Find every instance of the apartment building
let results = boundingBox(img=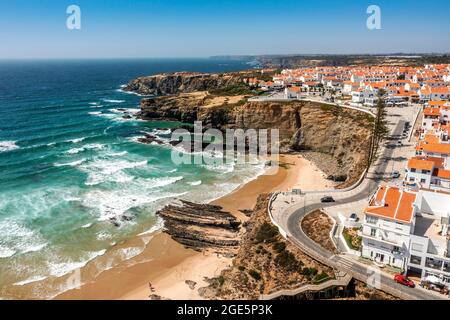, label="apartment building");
[361,186,450,285]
